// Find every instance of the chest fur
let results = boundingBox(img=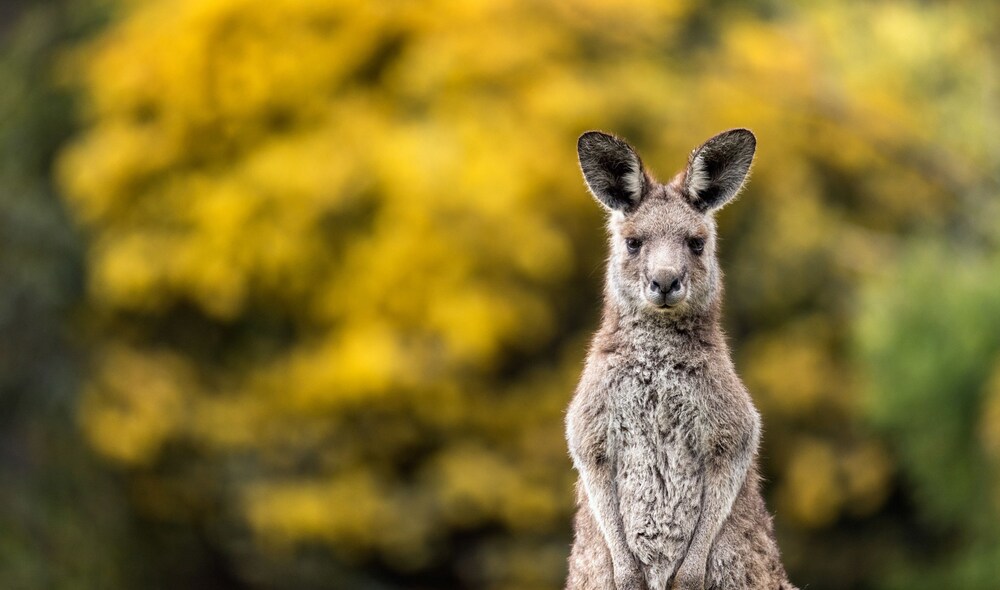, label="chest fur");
[603,343,711,450]
[601,351,711,566]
